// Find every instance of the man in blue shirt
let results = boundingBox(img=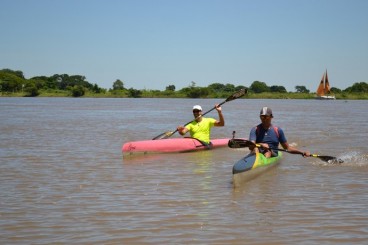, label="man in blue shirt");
[249,107,310,158]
